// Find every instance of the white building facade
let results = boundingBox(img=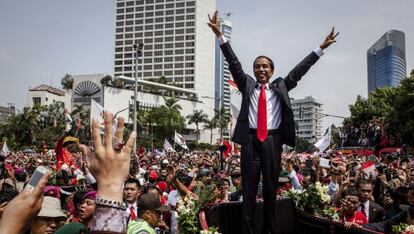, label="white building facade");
[291,96,323,143]
[60,74,215,143]
[26,85,65,108]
